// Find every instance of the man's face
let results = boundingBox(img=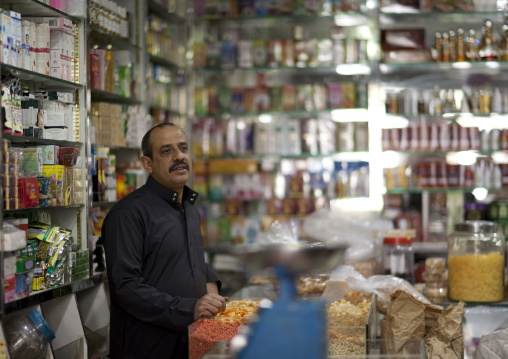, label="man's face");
[142,126,192,192]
